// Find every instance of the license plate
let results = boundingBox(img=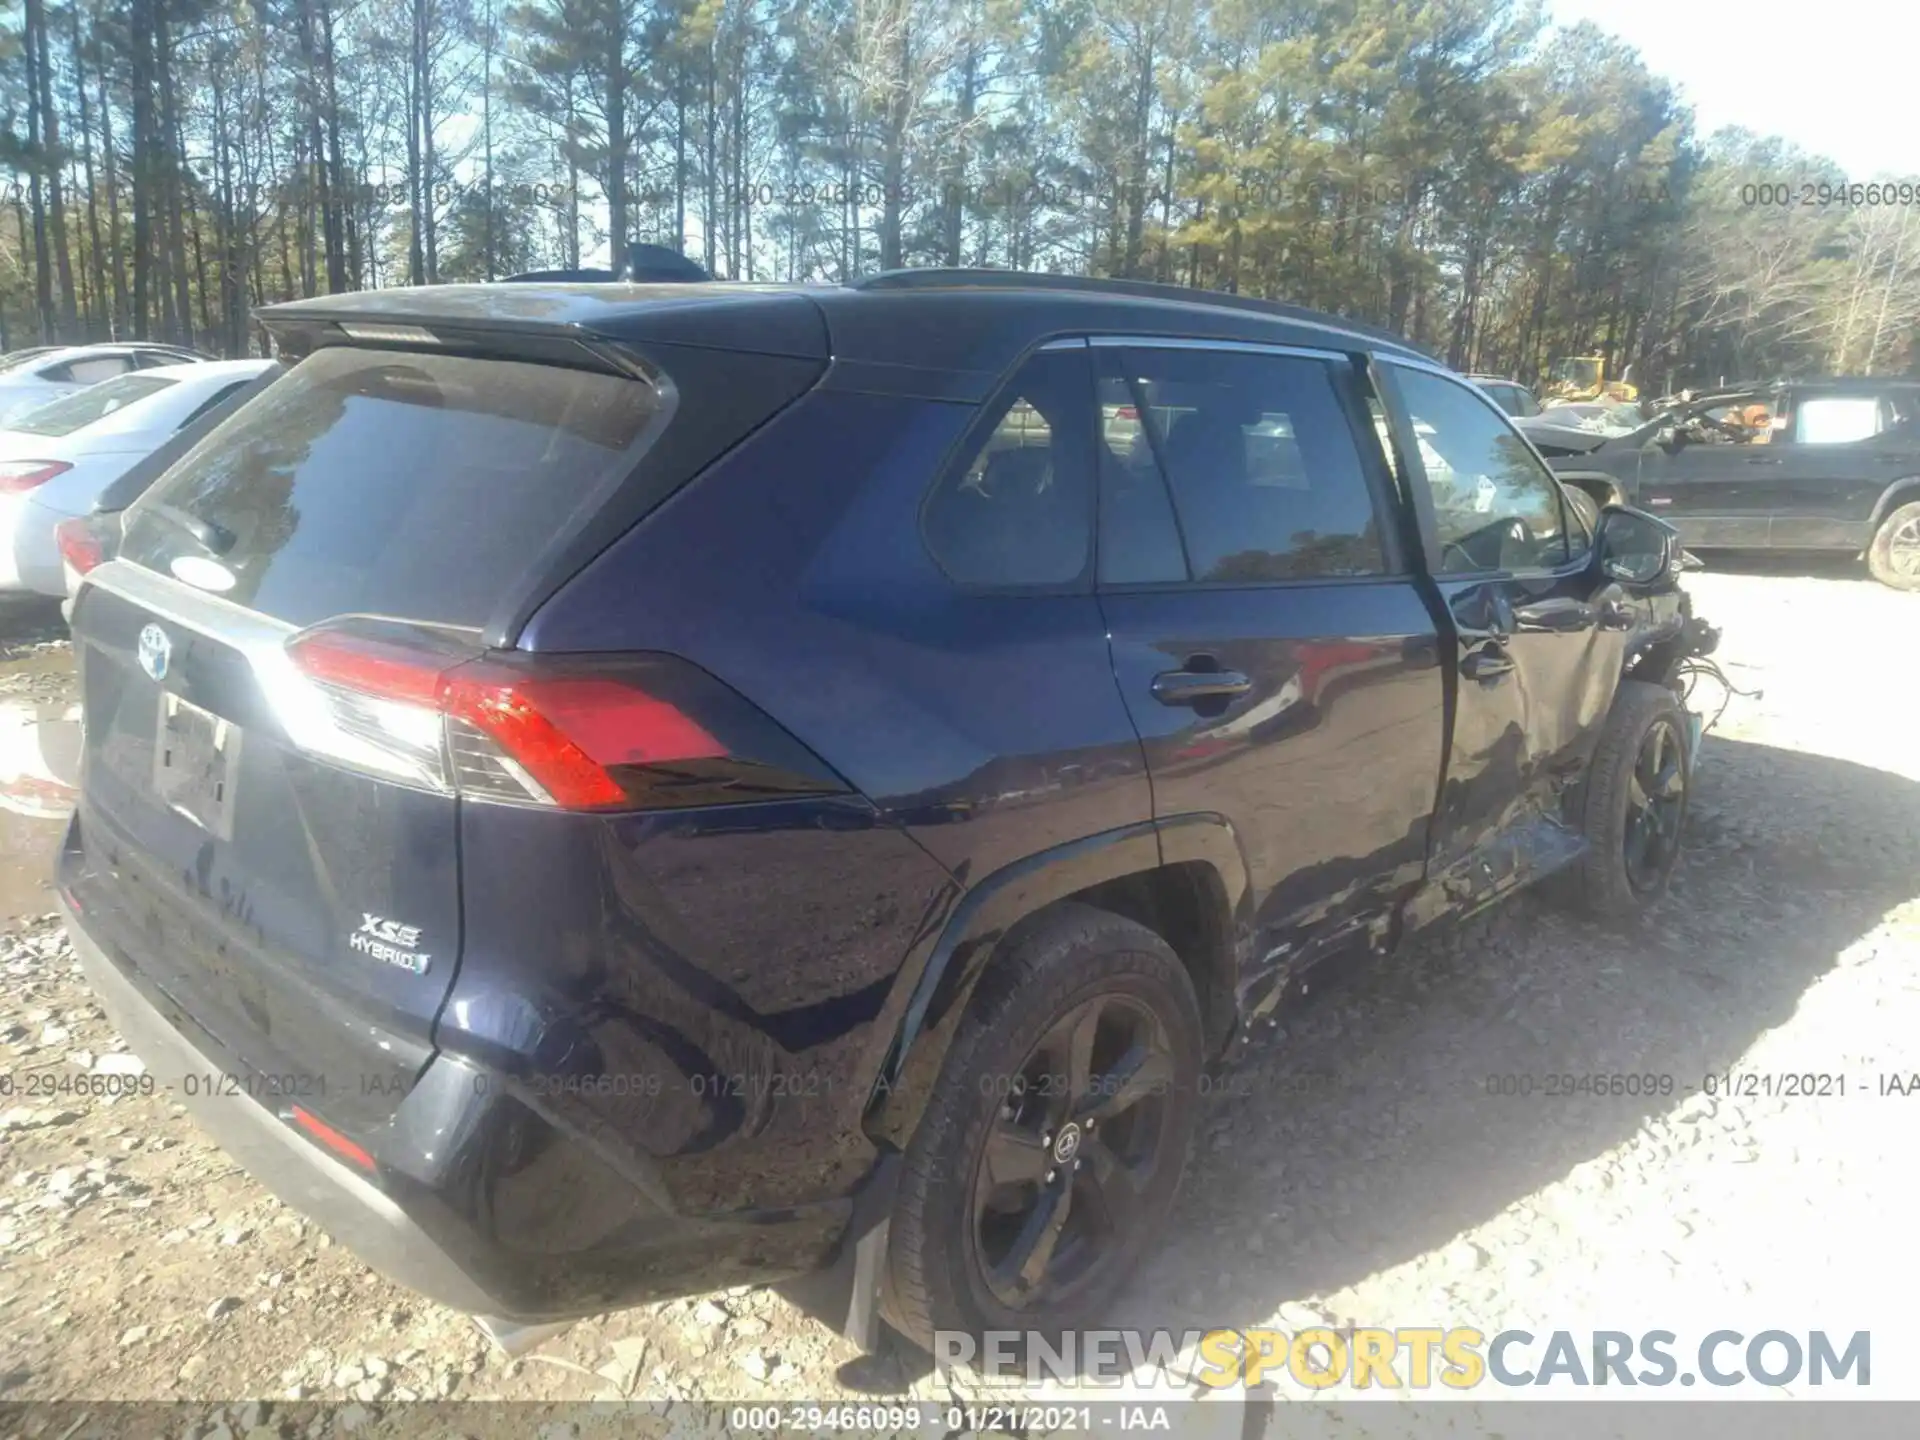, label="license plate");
[153,692,242,839]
